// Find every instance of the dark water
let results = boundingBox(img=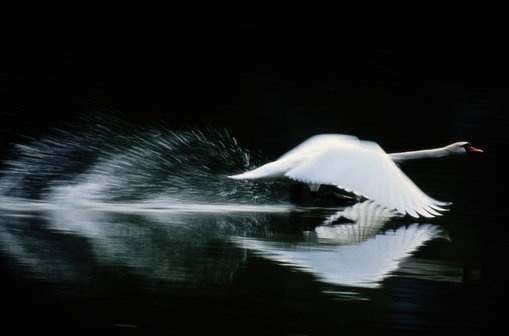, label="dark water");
[1,25,507,334]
